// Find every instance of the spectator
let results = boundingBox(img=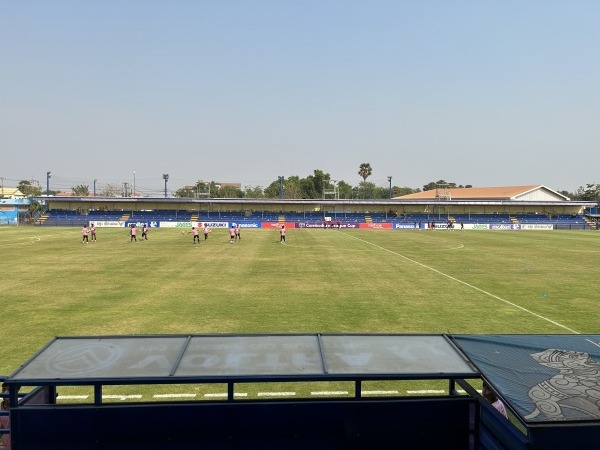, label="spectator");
[1,382,11,449]
[482,382,508,418]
